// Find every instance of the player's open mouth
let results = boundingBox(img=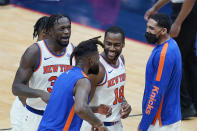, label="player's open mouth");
[108,51,116,58]
[61,37,69,41]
